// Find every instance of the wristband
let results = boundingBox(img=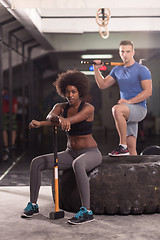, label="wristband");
[57,115,61,123]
